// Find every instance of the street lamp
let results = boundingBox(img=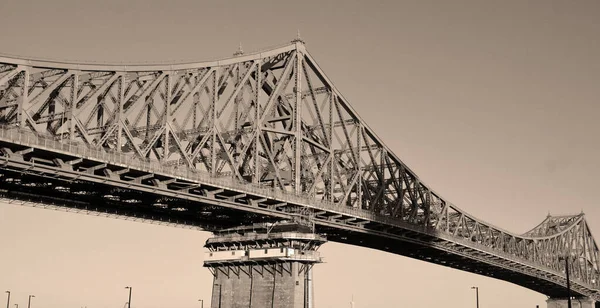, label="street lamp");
[4,291,9,308]
[198,299,204,308]
[559,255,572,308]
[125,287,132,308]
[471,286,479,308]
[27,295,34,308]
